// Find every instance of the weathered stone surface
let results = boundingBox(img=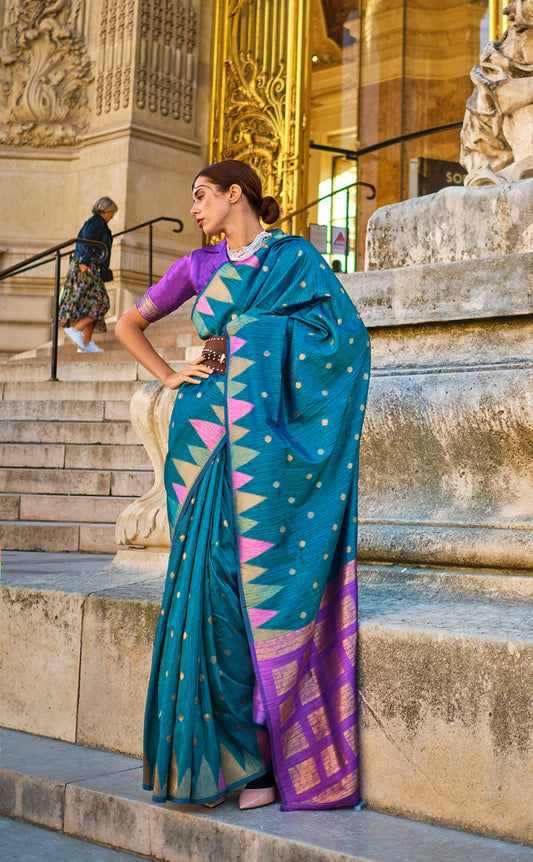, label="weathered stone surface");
[358,365,533,569]
[0,494,19,519]
[0,586,84,740]
[0,420,139,446]
[2,561,532,845]
[364,317,533,372]
[364,180,533,269]
[112,548,170,572]
[0,294,53,323]
[358,626,533,846]
[79,525,118,555]
[111,470,153,498]
[0,324,52,353]
[0,443,65,469]
[76,595,160,756]
[104,402,132,421]
[0,772,65,830]
[0,467,111,496]
[0,523,80,552]
[2,380,141,402]
[64,444,149,472]
[0,400,104,422]
[19,494,137,524]
[348,252,533,327]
